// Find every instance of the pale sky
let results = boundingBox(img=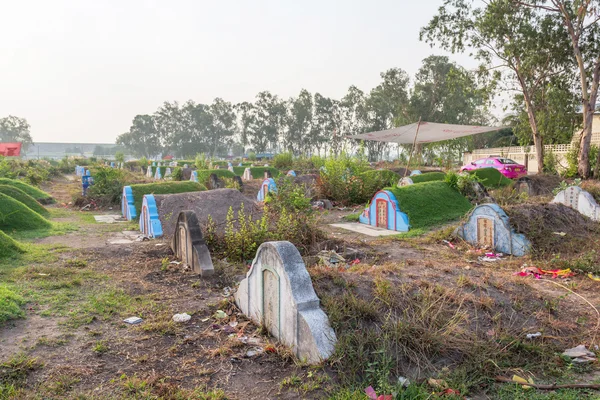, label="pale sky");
[0,0,478,144]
